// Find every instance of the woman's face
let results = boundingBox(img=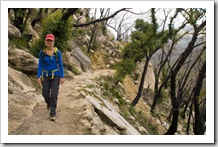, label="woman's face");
[45,39,54,47]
